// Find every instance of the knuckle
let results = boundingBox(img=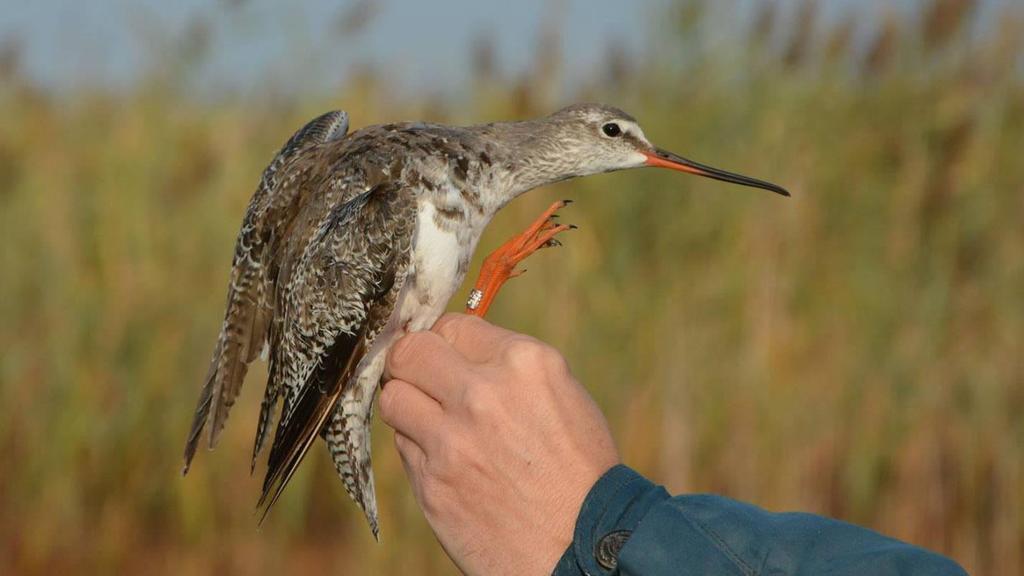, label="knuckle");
[501,337,545,366]
[462,384,500,420]
[545,349,572,377]
[502,337,566,374]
